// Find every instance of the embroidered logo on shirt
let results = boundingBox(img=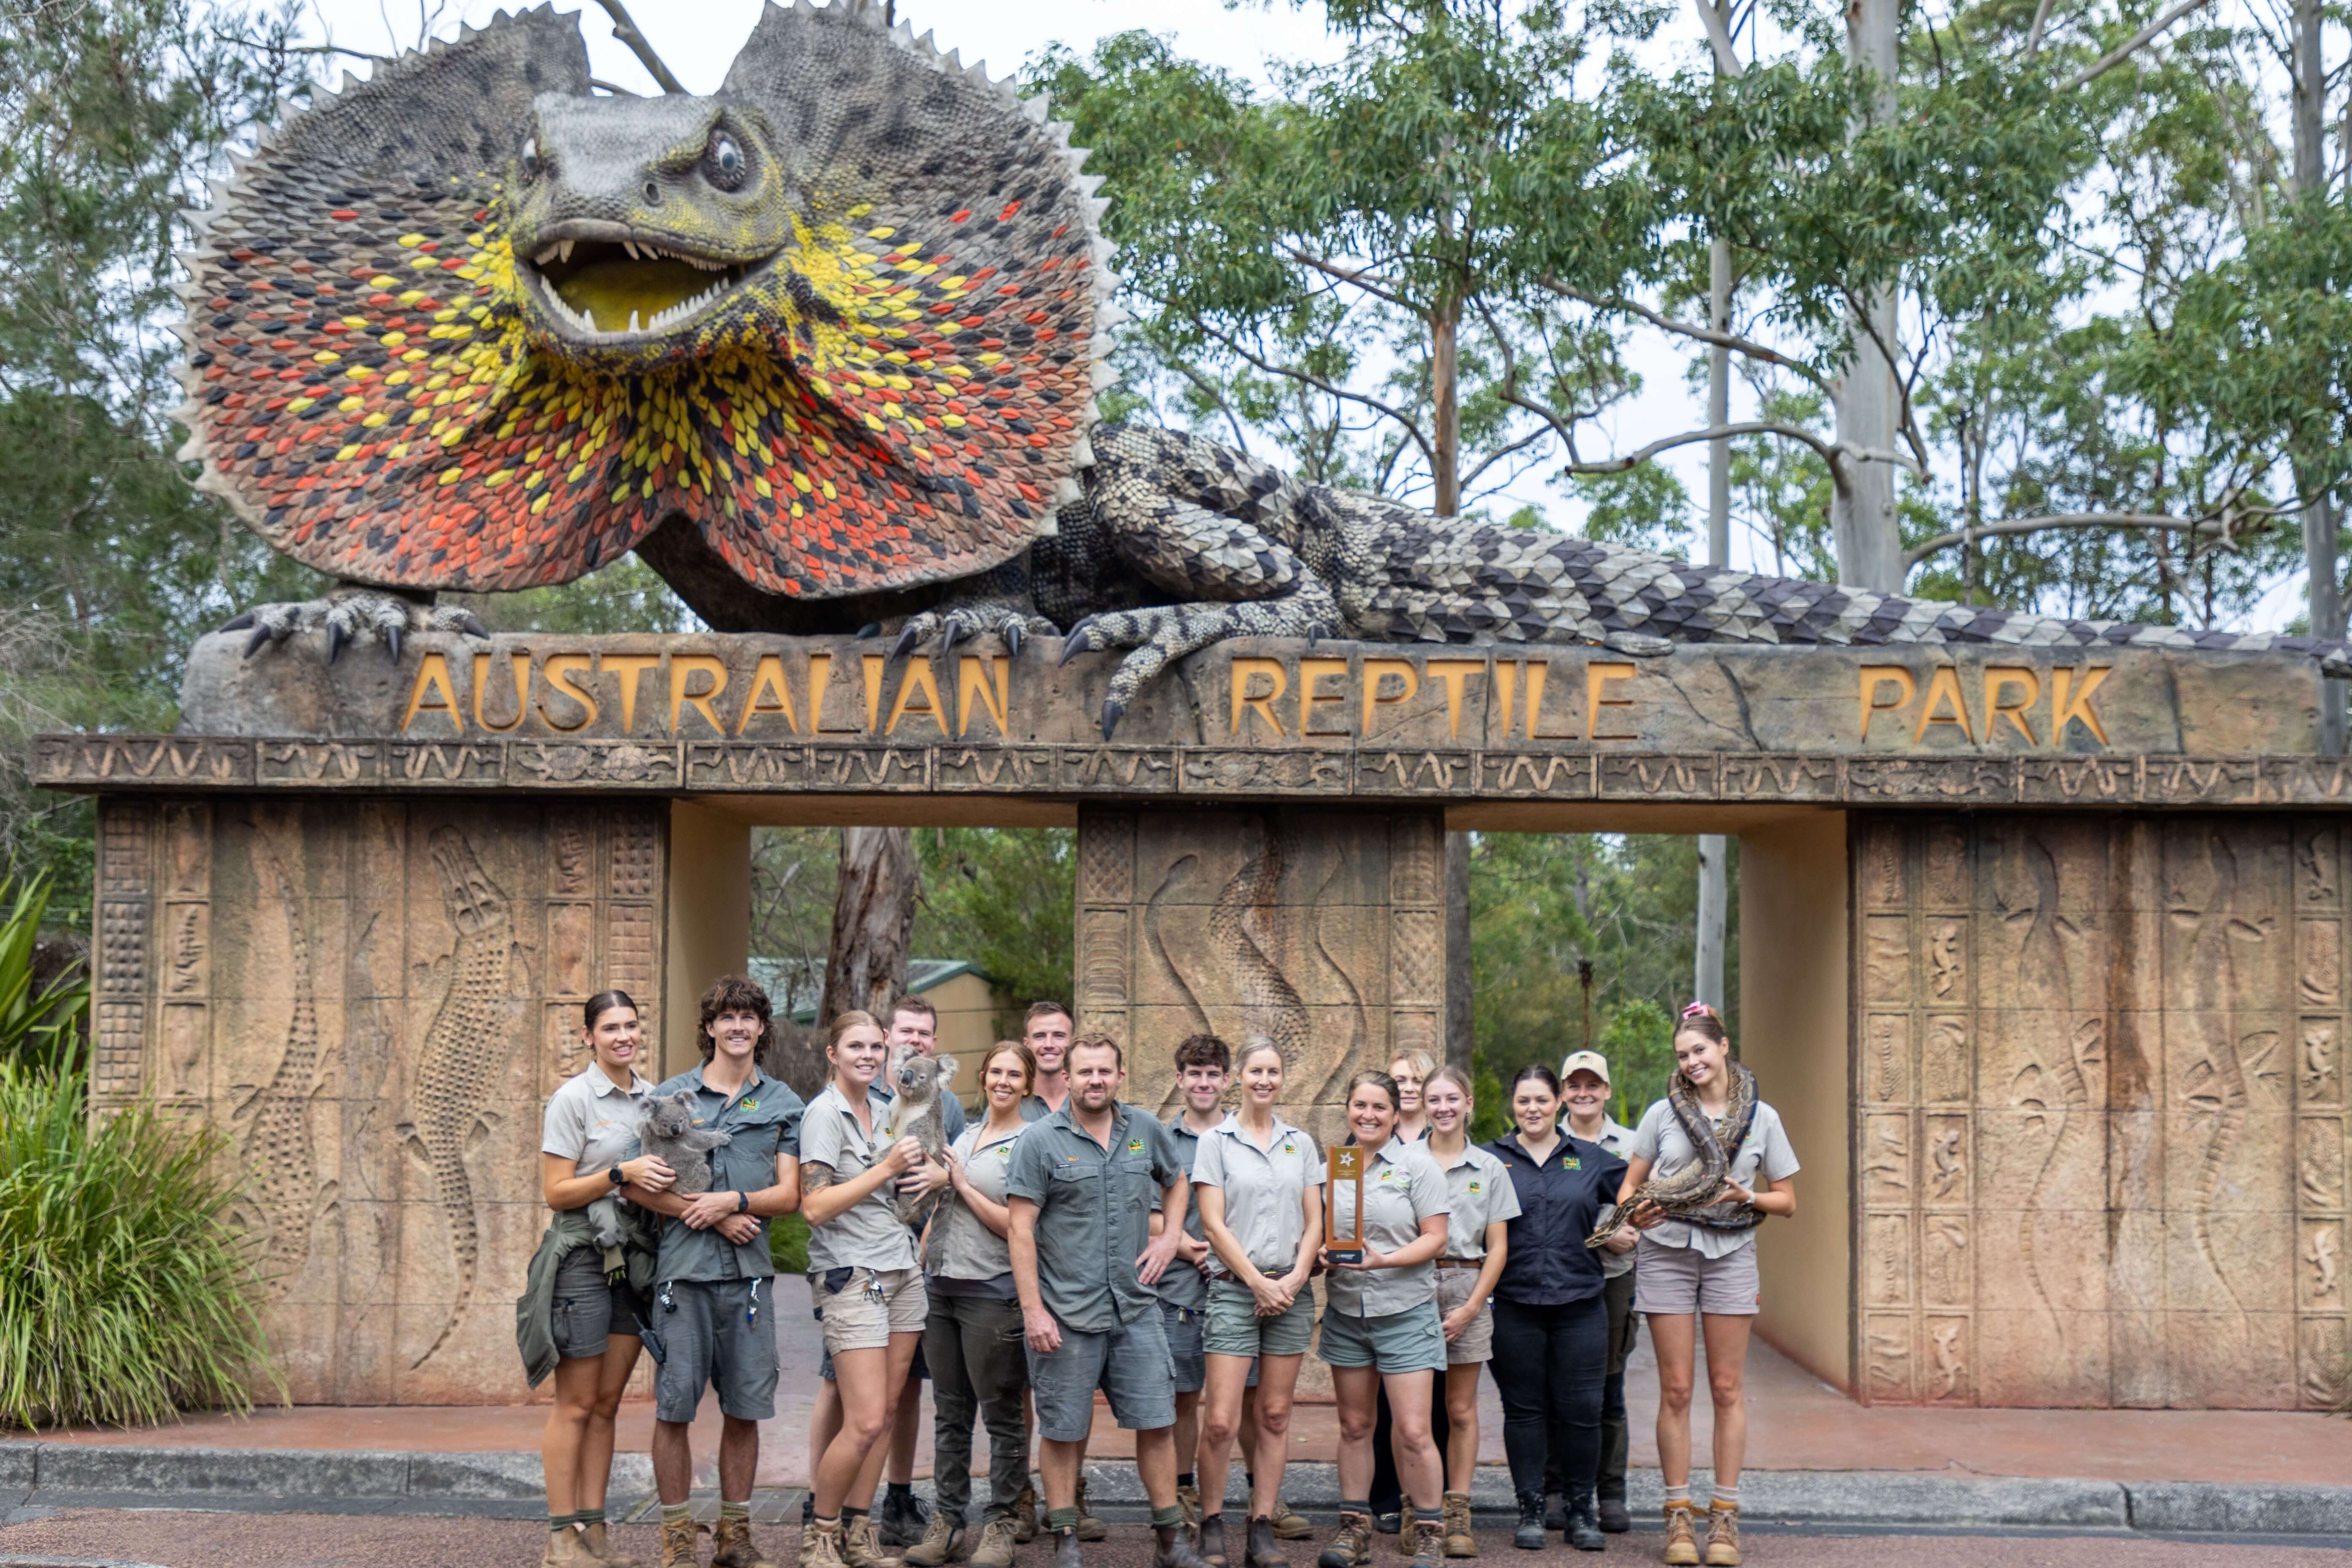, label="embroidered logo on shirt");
[1467,1180,1481,1193]
[1565,1157,1582,1169]
[742,1100,758,1111]
[1280,1140,1296,1154]
[1128,1138,1145,1152]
